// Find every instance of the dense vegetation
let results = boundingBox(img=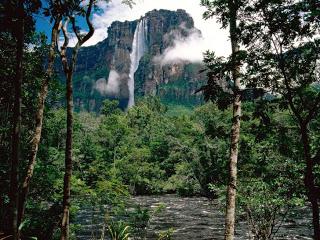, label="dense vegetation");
[2,95,319,239]
[0,0,319,240]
